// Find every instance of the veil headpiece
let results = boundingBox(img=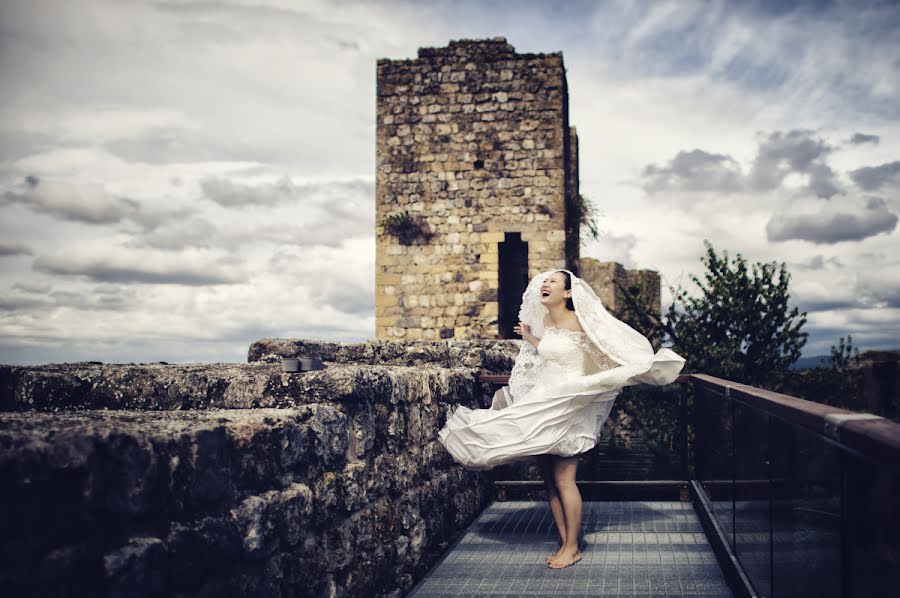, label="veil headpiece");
[507,269,685,402]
